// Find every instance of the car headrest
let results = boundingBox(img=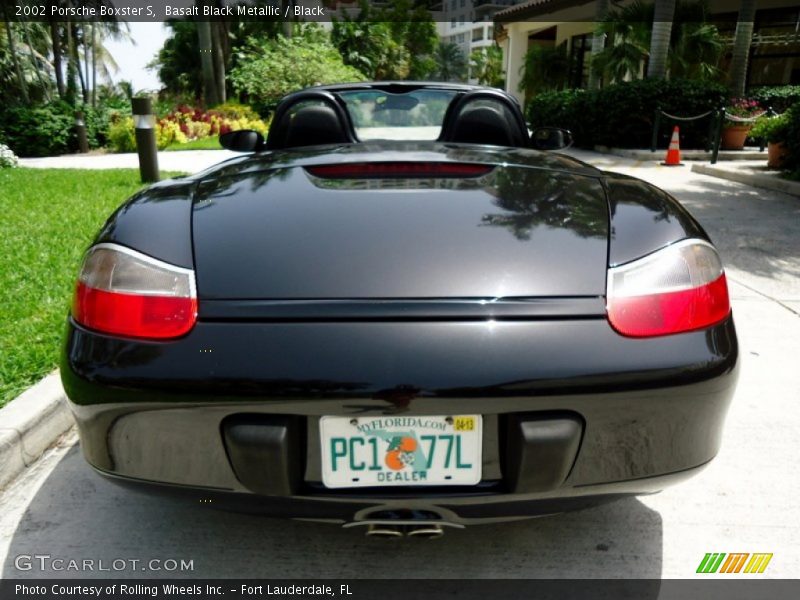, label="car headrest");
[281,104,350,149]
[447,105,516,148]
